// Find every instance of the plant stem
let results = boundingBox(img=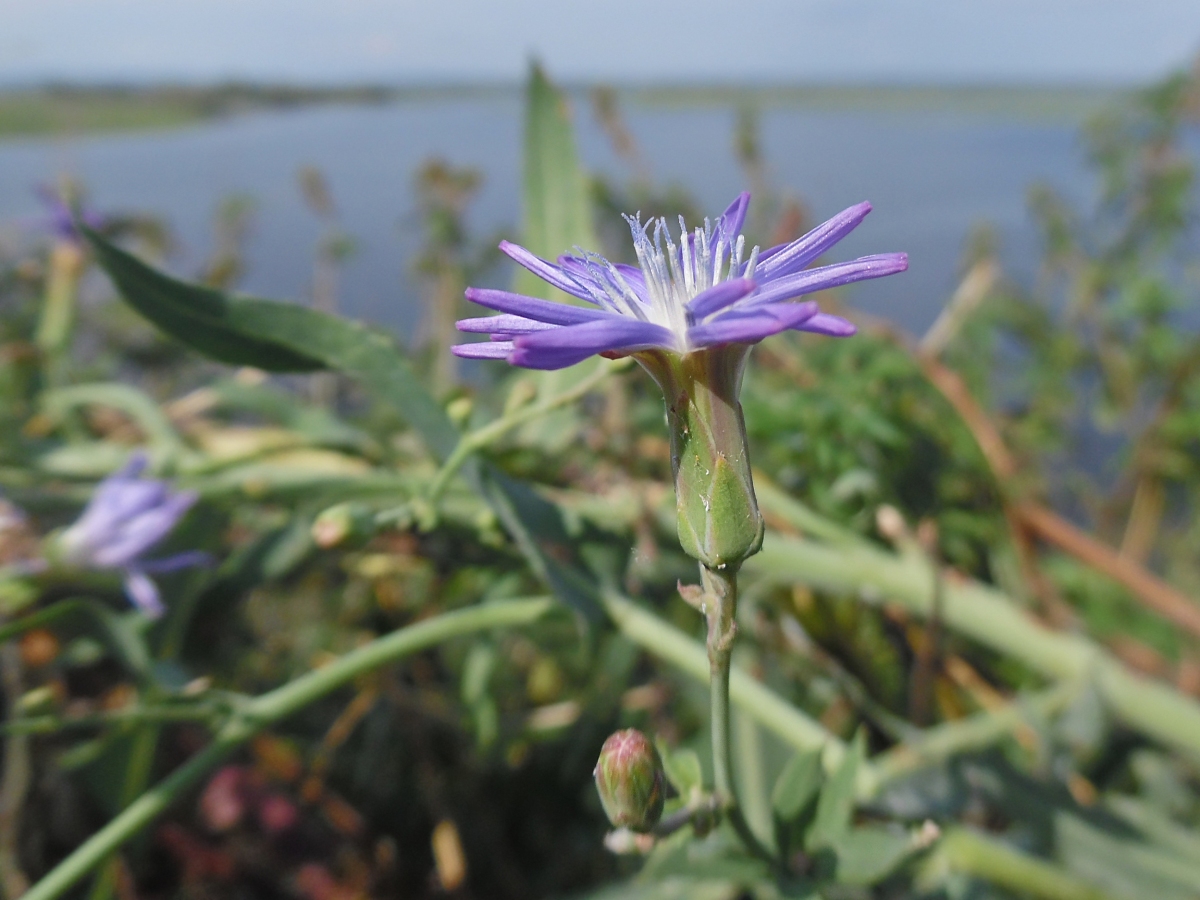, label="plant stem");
[426,358,624,505]
[21,598,553,900]
[868,683,1077,792]
[86,716,162,900]
[748,530,1200,760]
[700,564,773,863]
[933,826,1117,900]
[600,590,840,765]
[34,243,84,388]
[0,644,31,899]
